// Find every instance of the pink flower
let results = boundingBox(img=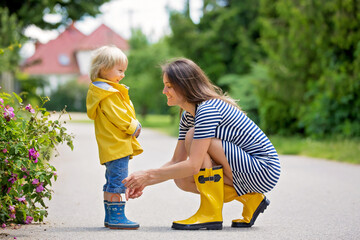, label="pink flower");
[2,148,7,153]
[0,98,3,104]
[22,168,28,179]
[9,205,15,212]
[1,223,6,228]
[3,105,15,121]
[24,216,33,224]
[28,148,40,162]
[36,184,44,193]
[8,177,16,184]
[32,179,39,185]
[8,173,17,184]
[10,213,16,219]
[25,104,35,113]
[18,196,26,203]
[32,179,45,192]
